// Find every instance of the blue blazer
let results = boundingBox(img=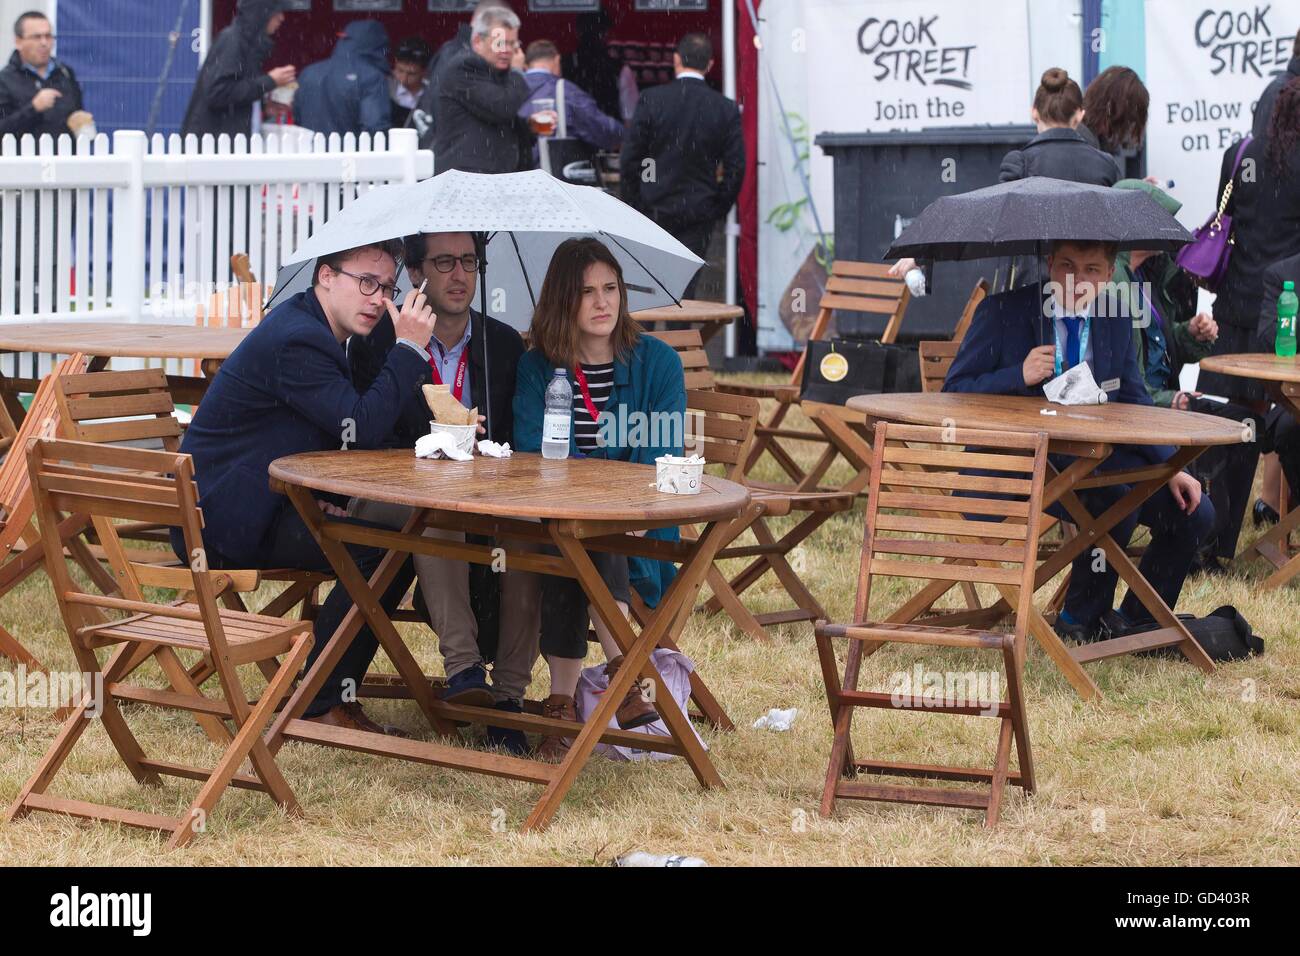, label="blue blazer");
[513,334,685,607]
[180,288,429,564]
[943,284,1173,469]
